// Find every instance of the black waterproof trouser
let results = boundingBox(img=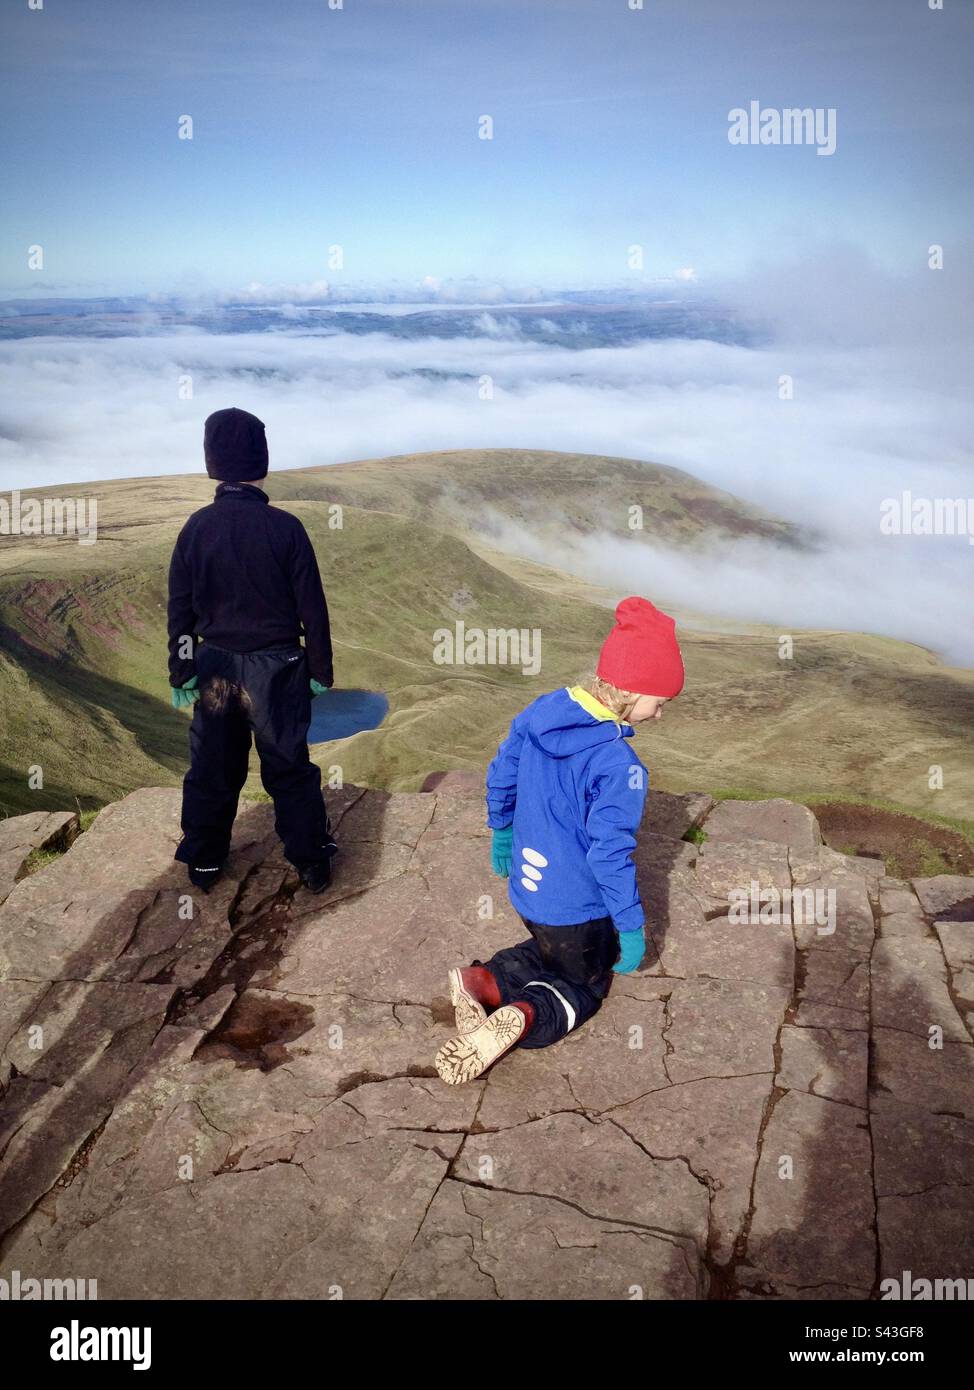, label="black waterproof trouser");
[175,641,335,871]
[481,915,620,1048]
